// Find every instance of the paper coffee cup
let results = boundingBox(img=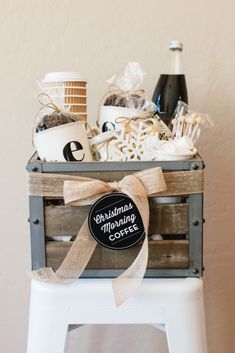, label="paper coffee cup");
[41,72,88,121]
[65,88,86,95]
[67,105,87,113]
[63,81,86,87]
[45,87,87,96]
[34,121,93,162]
[64,96,87,104]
